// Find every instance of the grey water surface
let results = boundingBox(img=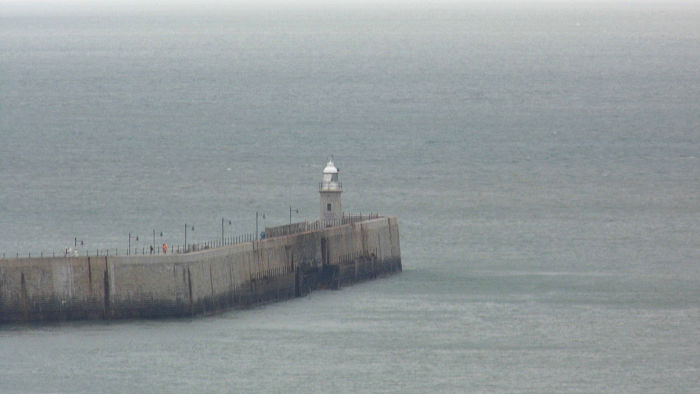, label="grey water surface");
[1,2,699,392]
